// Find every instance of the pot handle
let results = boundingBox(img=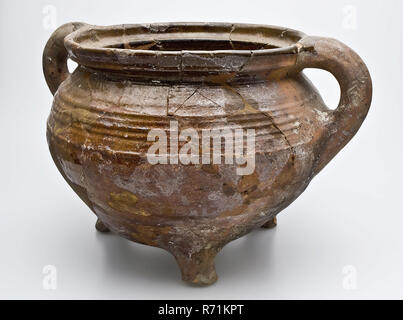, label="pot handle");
[294,36,372,175]
[42,22,87,95]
